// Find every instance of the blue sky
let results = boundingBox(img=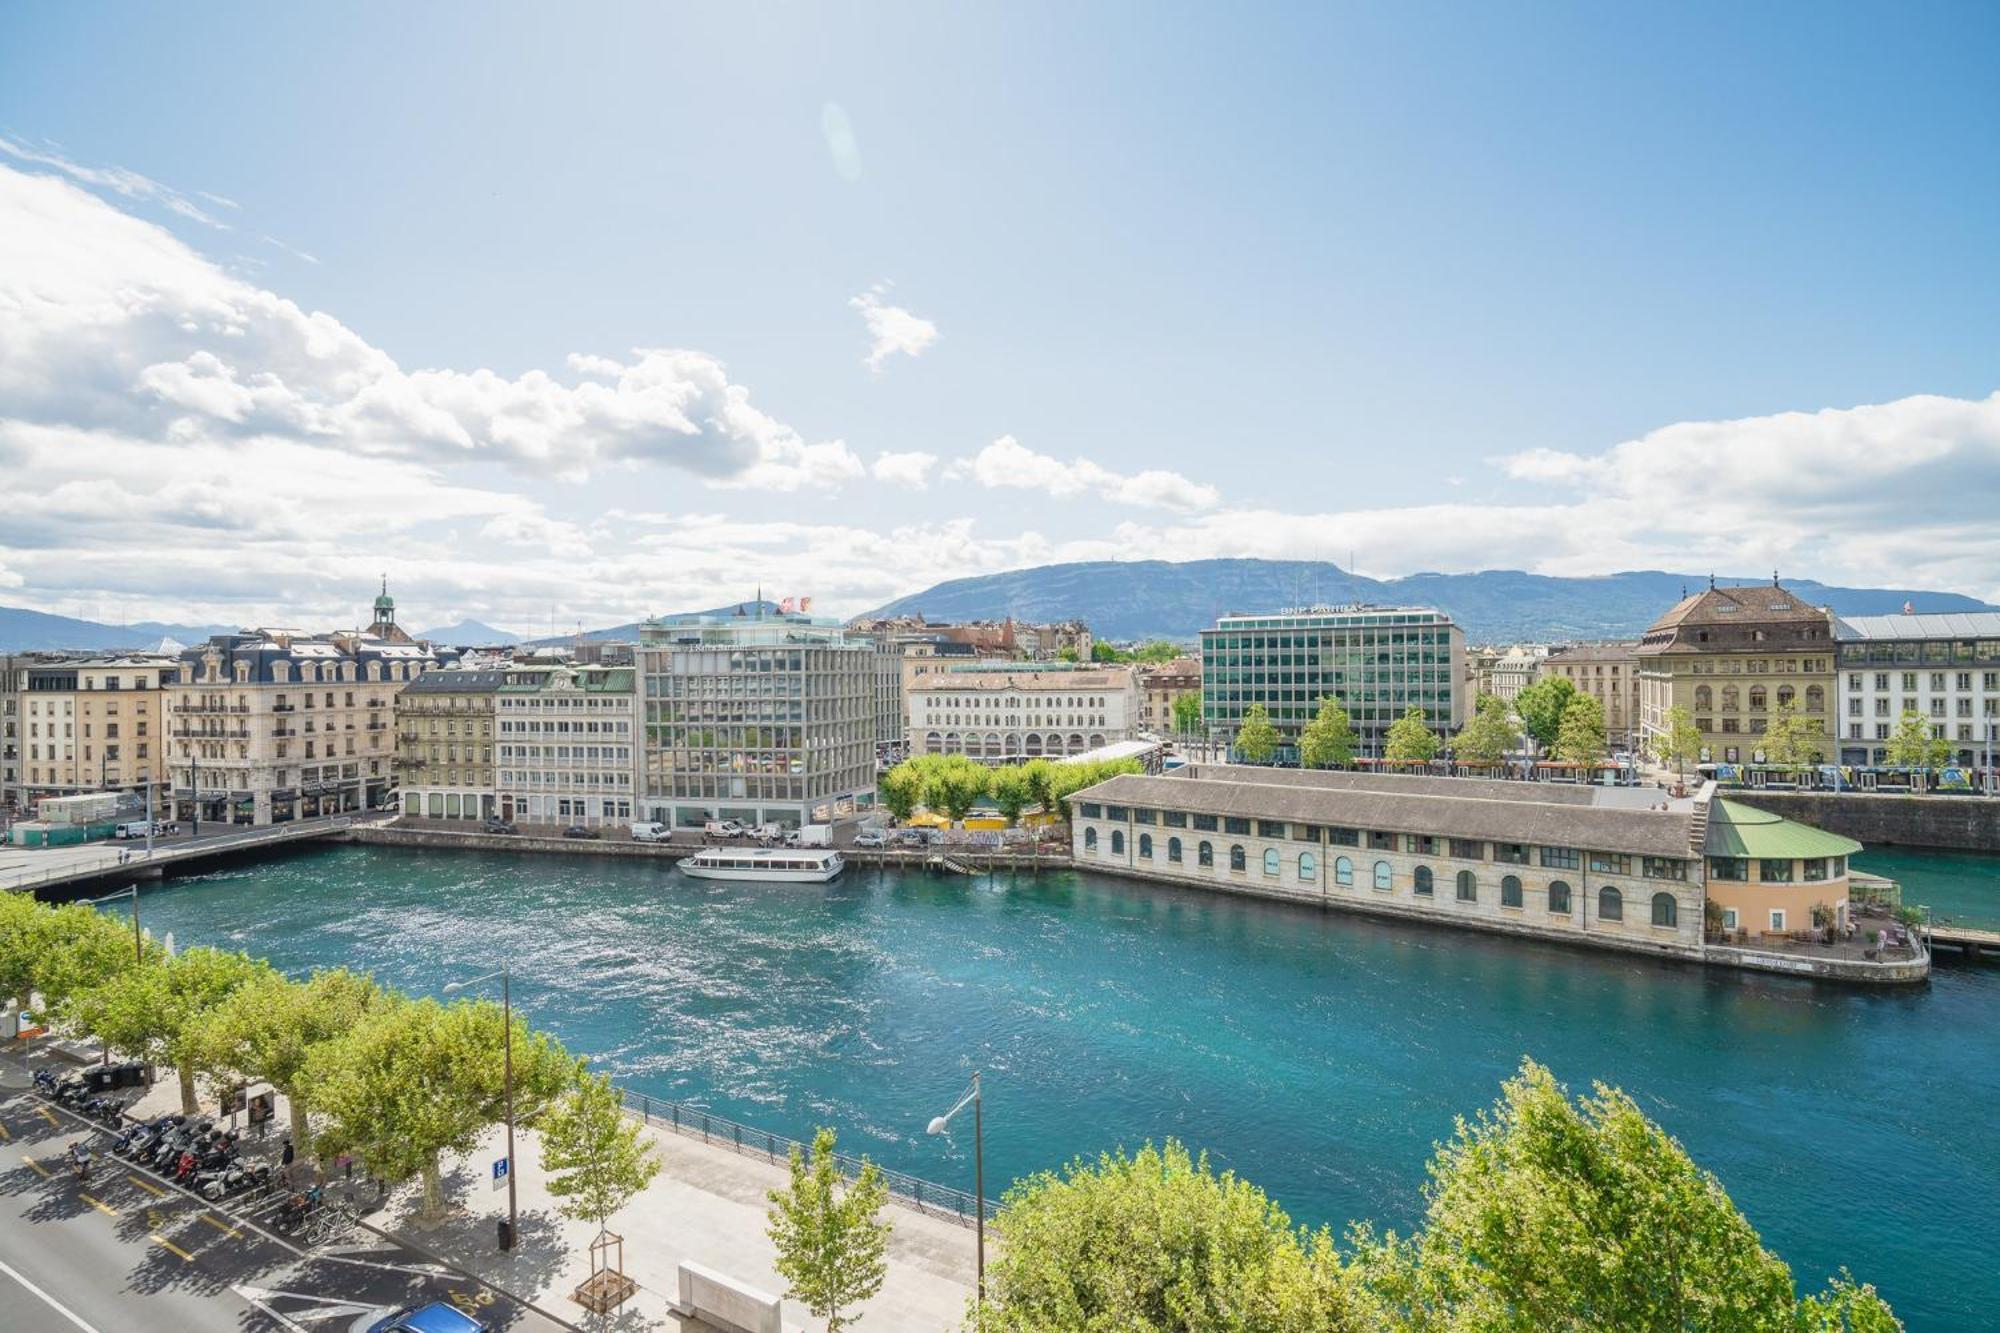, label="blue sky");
[2,2,1998,631]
